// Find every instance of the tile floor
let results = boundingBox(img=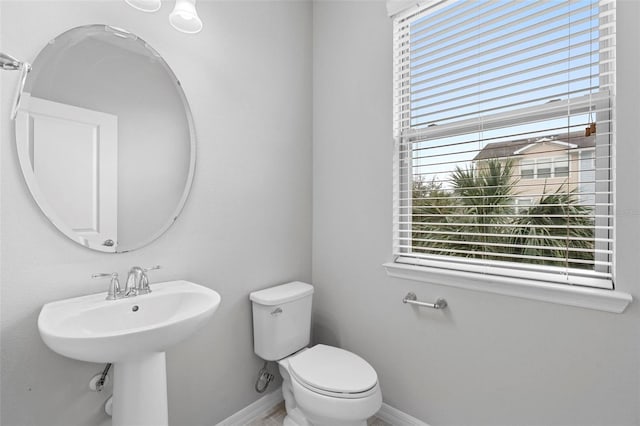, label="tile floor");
[246,402,392,426]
